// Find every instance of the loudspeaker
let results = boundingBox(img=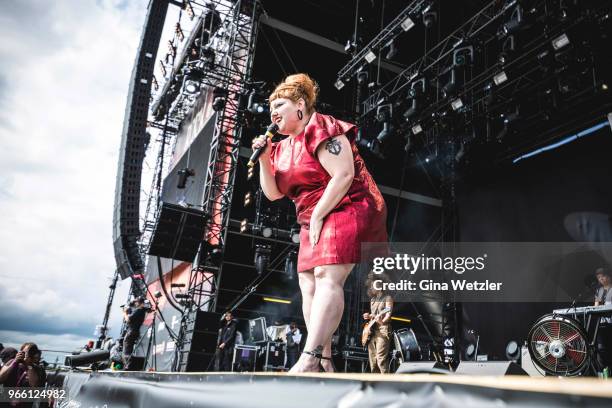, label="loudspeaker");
[455,361,527,376]
[148,202,207,262]
[396,361,450,374]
